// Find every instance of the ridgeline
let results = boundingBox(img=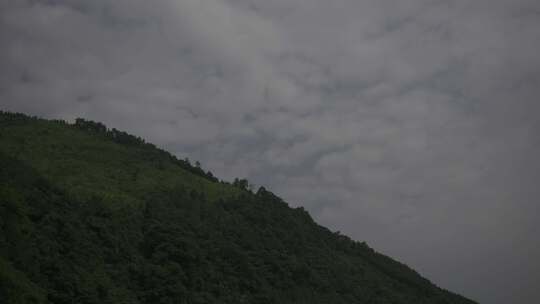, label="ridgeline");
[0,111,476,304]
